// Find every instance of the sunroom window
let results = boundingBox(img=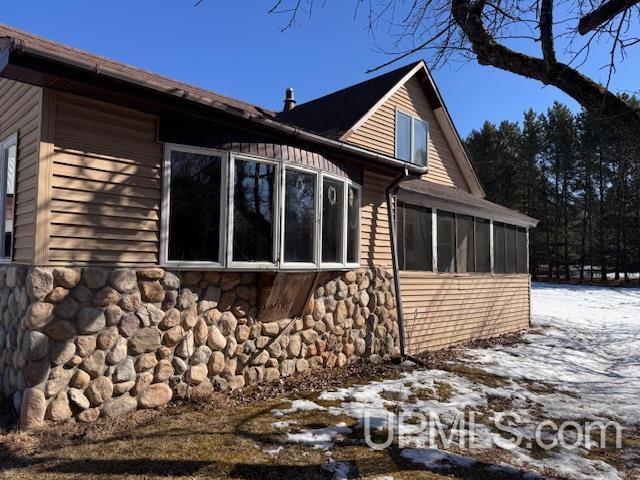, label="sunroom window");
[163,145,360,270]
[395,110,429,167]
[0,134,17,261]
